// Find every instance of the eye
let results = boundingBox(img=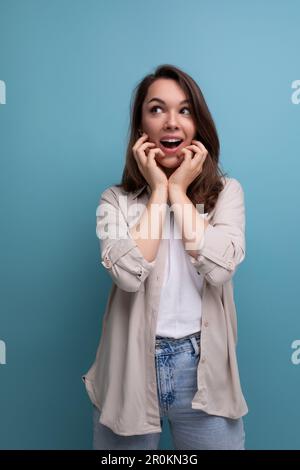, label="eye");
[149,105,163,114]
[181,107,191,115]
[150,106,191,115]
